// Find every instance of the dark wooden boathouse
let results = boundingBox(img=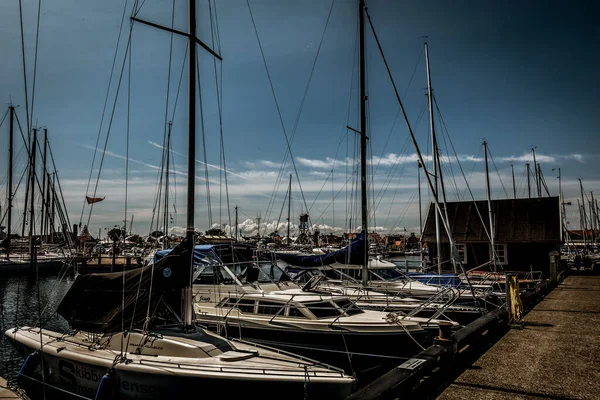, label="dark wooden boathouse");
[422,196,561,277]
